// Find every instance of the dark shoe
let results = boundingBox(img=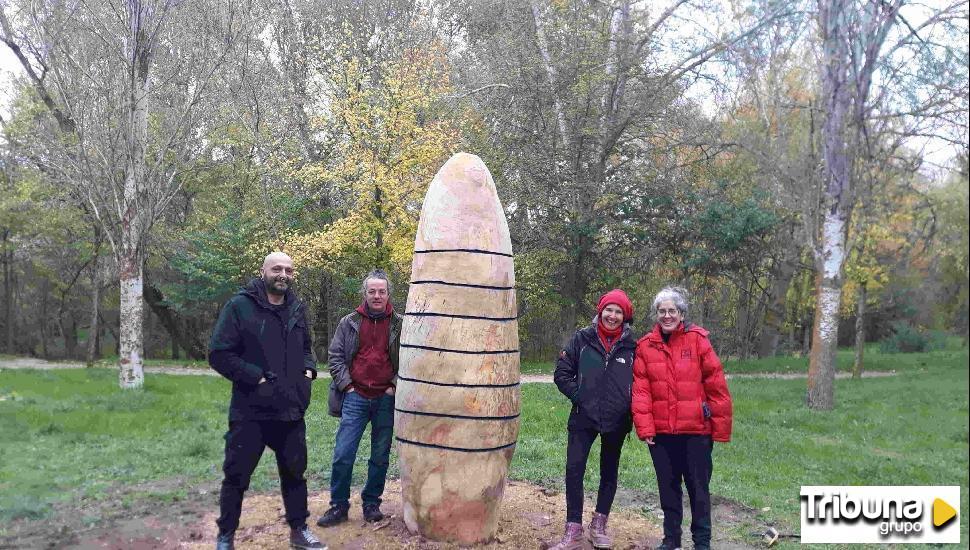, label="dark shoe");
[316,505,349,527]
[588,512,612,549]
[362,503,385,523]
[215,531,234,550]
[549,522,584,550]
[691,544,710,550]
[656,540,682,550]
[290,525,326,549]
